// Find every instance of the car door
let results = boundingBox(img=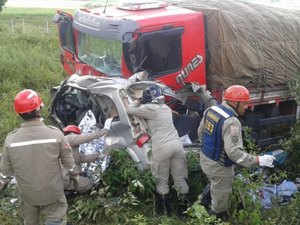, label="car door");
[53,11,82,75]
